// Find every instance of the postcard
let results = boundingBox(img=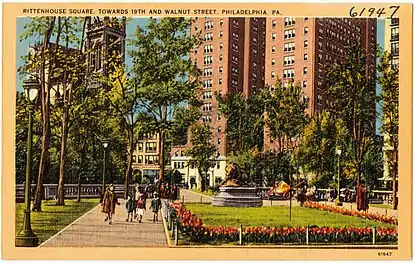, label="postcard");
[2,2,412,260]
